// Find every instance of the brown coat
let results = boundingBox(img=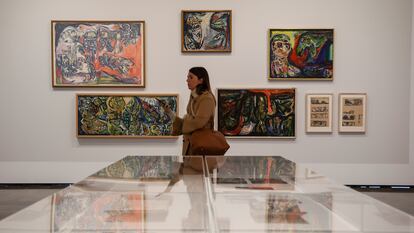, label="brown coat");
[173,91,215,155]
